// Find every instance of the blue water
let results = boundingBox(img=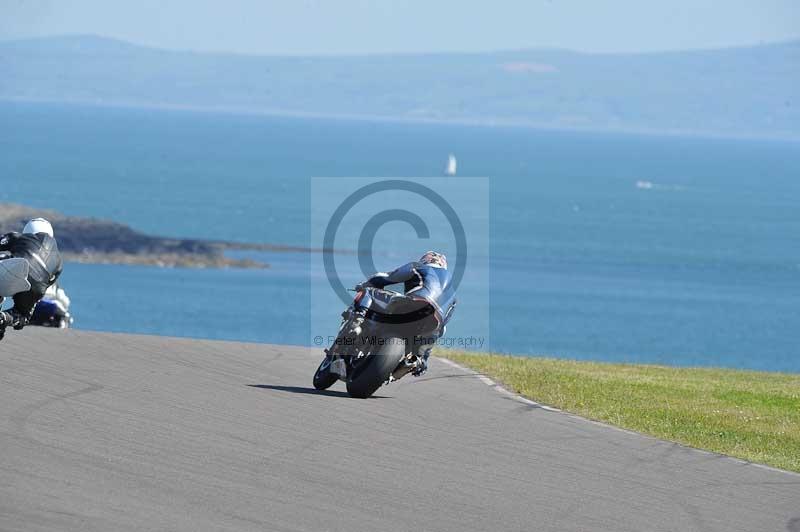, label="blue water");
[2,102,799,371]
